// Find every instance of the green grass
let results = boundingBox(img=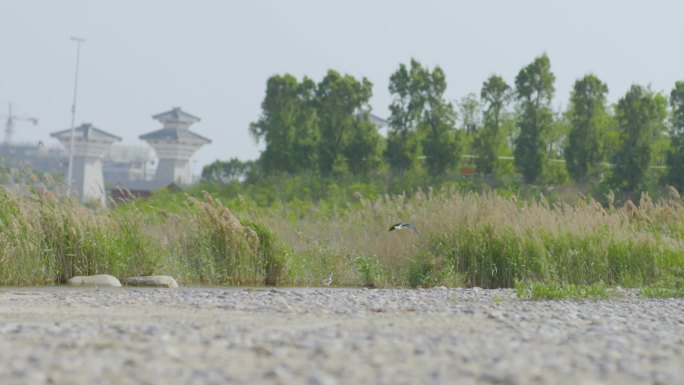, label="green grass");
[515,281,611,300]
[640,287,684,298]
[0,184,286,286]
[1,173,684,290]
[354,256,384,288]
[259,186,684,289]
[640,278,684,298]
